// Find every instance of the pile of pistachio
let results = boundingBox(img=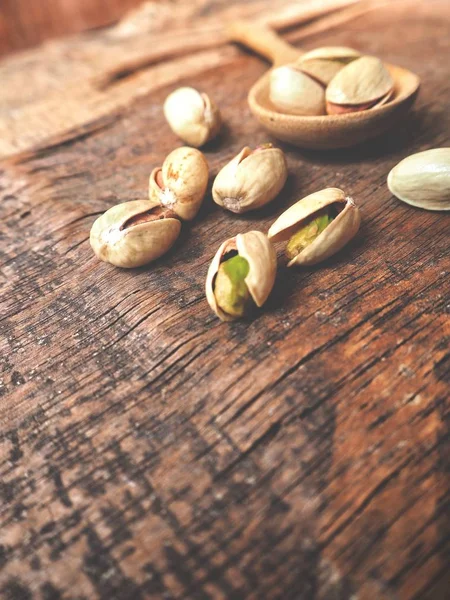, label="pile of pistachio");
[91,81,450,322]
[270,47,394,116]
